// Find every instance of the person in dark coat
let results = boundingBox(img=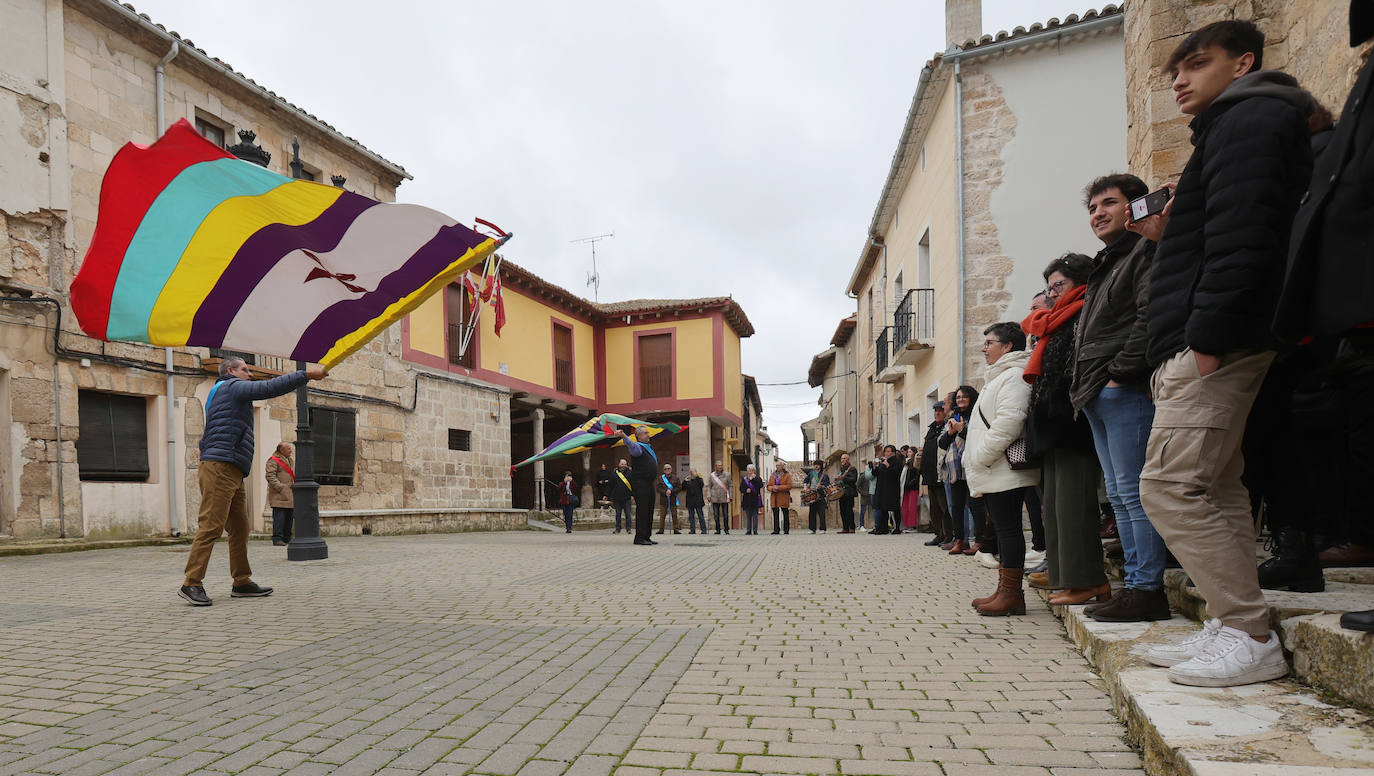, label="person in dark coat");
[836,453,860,533]
[1273,0,1374,633]
[180,358,326,606]
[920,403,952,545]
[557,472,578,533]
[1072,173,1171,622]
[615,426,660,546]
[1127,20,1314,687]
[682,470,707,534]
[607,458,634,535]
[654,464,681,535]
[594,464,613,505]
[871,445,903,535]
[739,465,765,535]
